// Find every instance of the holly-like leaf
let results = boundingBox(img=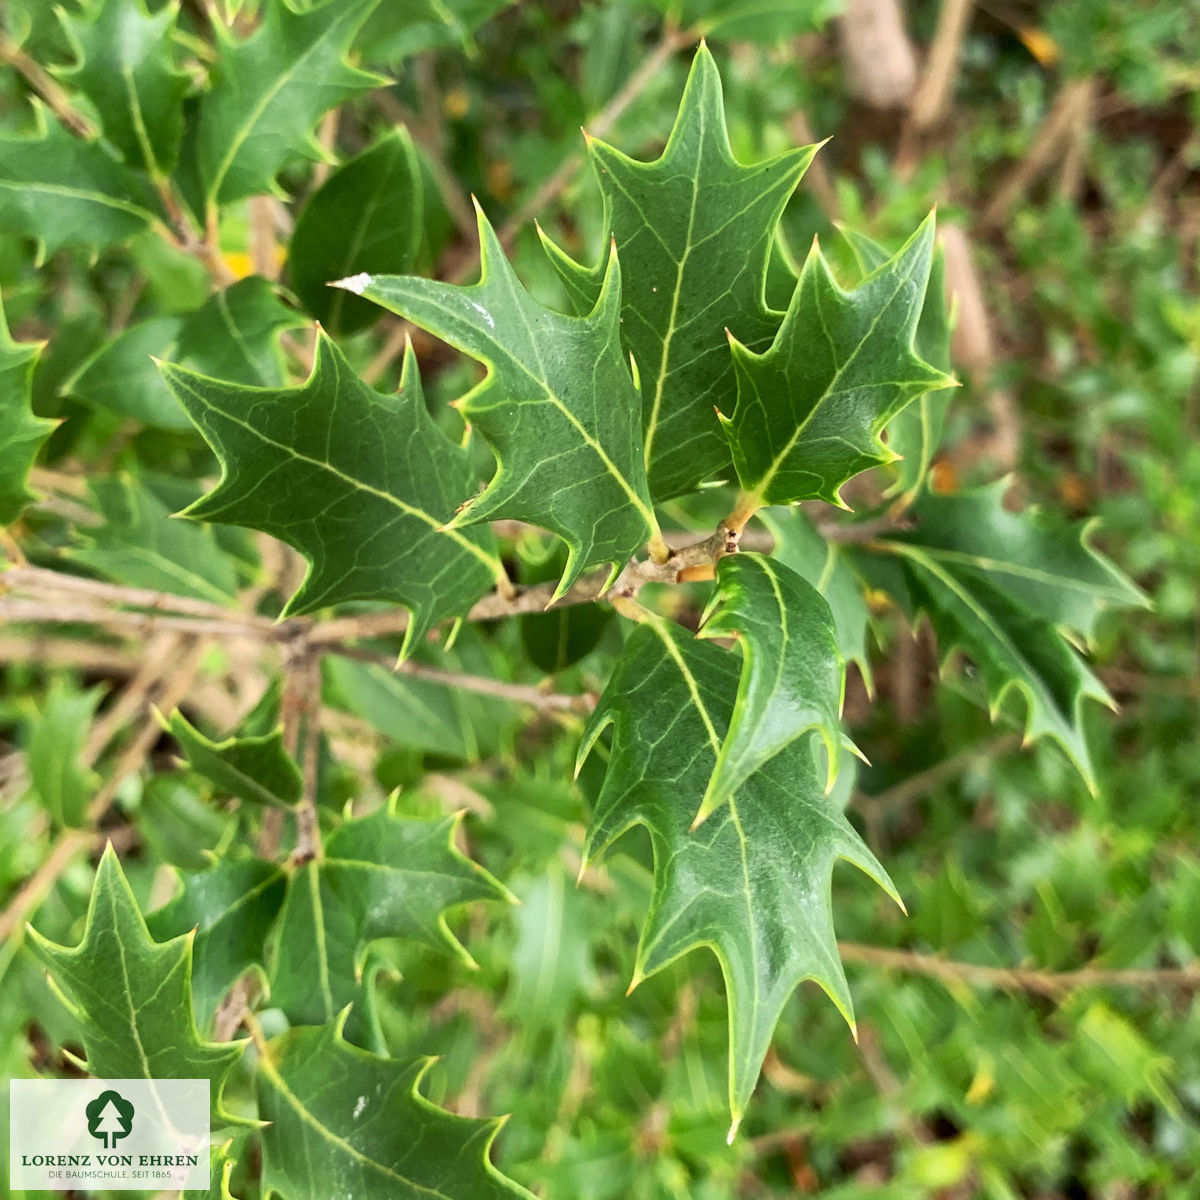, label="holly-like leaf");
[71,474,239,603]
[63,316,192,429]
[889,483,1149,640]
[270,804,513,1049]
[873,484,1147,789]
[256,1018,534,1199]
[57,0,190,176]
[692,552,844,825]
[167,710,302,808]
[289,130,424,335]
[147,857,286,1030]
[28,846,243,1104]
[577,617,898,1130]
[761,506,874,689]
[349,206,660,597]
[723,214,955,507]
[174,276,304,387]
[190,0,385,210]
[0,106,160,256]
[159,335,504,655]
[64,278,302,429]
[842,228,954,504]
[0,290,53,524]
[543,44,816,499]
[25,678,103,828]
